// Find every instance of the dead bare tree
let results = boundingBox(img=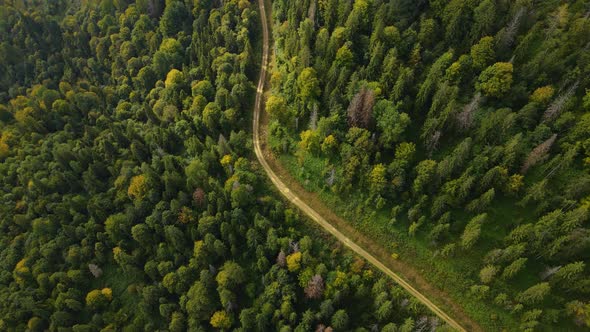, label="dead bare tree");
[521,134,557,173]
[326,168,336,186]
[426,130,442,154]
[540,266,562,280]
[415,316,430,332]
[347,87,375,128]
[310,104,318,130]
[88,264,103,278]
[308,0,317,25]
[304,274,325,299]
[543,81,579,122]
[193,188,206,206]
[315,325,327,332]
[289,240,300,253]
[499,8,526,48]
[456,93,482,131]
[276,250,286,267]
